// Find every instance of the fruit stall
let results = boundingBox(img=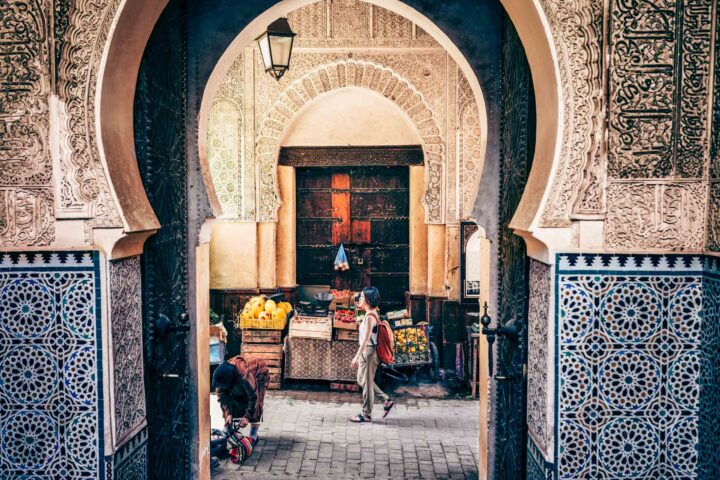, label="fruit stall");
[218,287,440,388]
[236,295,292,390]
